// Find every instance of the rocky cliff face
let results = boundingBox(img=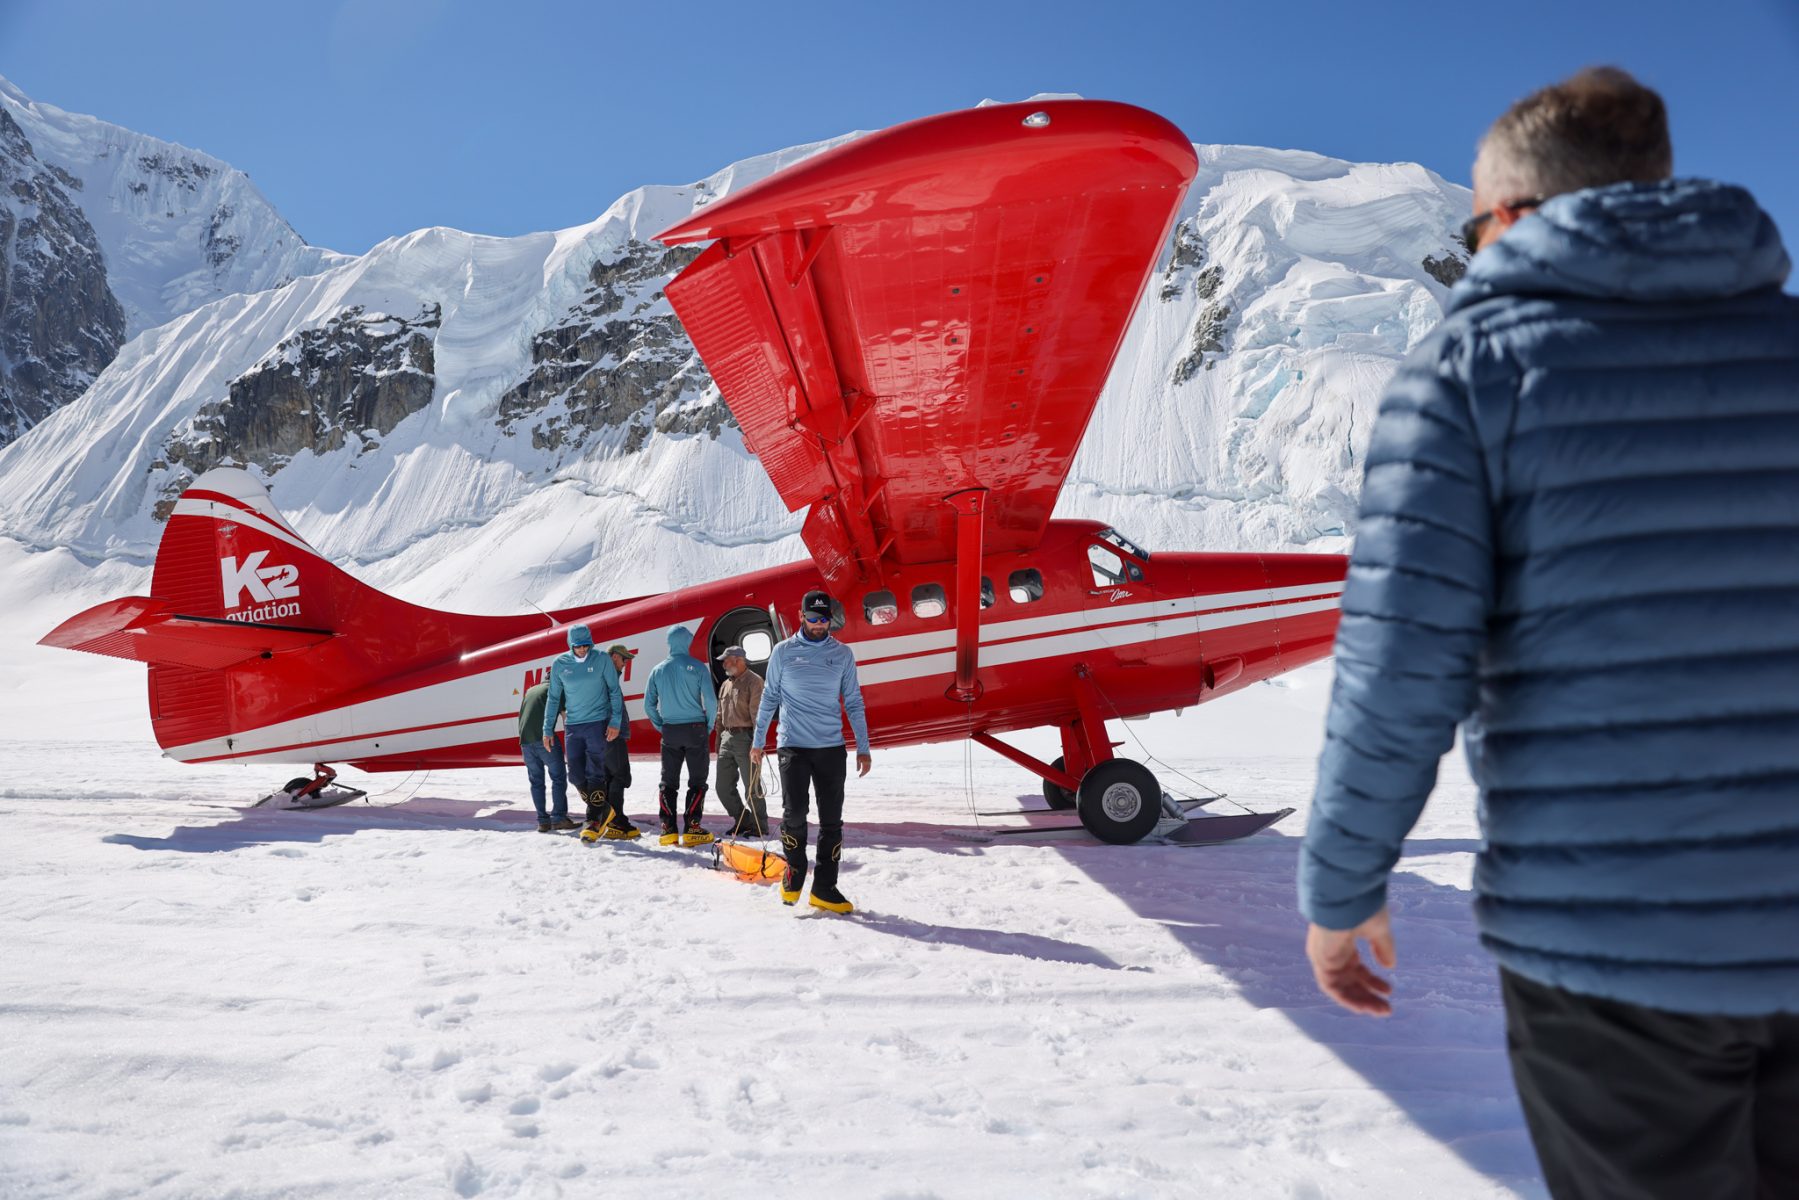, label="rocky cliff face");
[497,242,716,454]
[154,304,441,514]
[0,73,344,448]
[0,109,127,447]
[1160,218,1232,382]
